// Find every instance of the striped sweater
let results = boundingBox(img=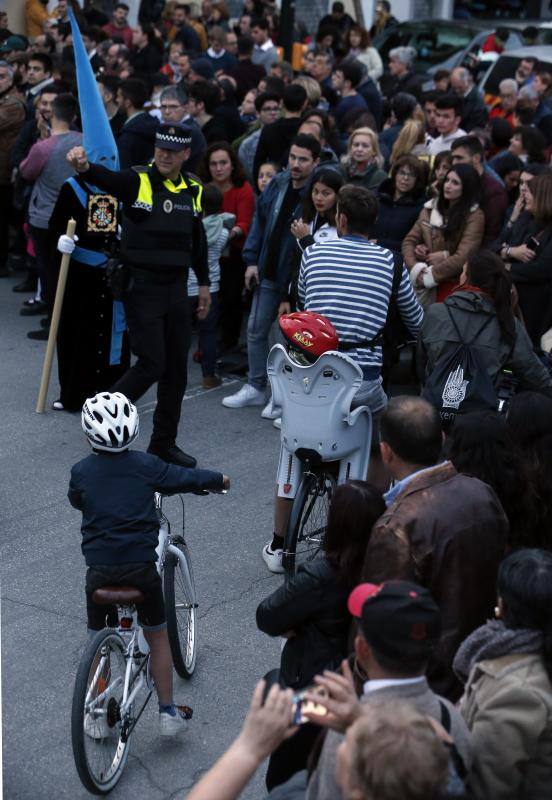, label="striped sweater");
[298,235,424,369]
